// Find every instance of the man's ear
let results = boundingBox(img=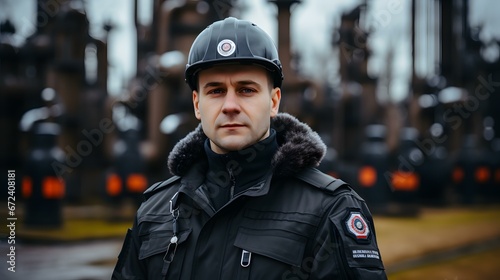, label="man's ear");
[193,90,201,120]
[270,87,281,117]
